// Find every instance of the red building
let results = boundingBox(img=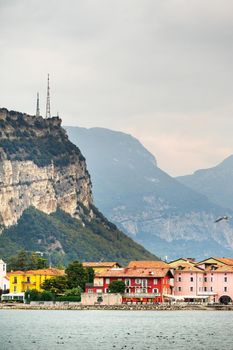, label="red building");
[86,261,174,304]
